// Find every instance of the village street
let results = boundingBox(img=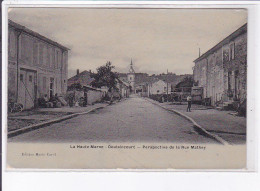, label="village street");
[8,96,217,143]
